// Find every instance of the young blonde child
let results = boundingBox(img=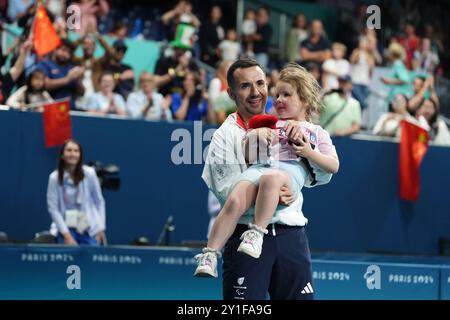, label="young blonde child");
[195,62,339,277]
